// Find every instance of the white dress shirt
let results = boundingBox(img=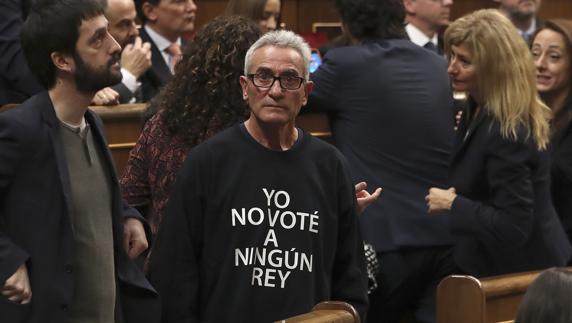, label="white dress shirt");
[405,23,438,48]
